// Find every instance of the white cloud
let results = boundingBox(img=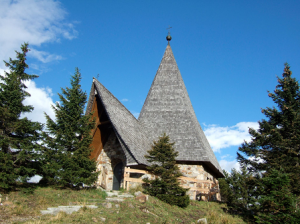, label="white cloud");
[0,0,77,125]
[221,154,231,159]
[0,0,77,67]
[204,122,259,152]
[22,80,55,124]
[219,159,241,173]
[29,49,64,63]
[0,68,8,77]
[121,98,129,102]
